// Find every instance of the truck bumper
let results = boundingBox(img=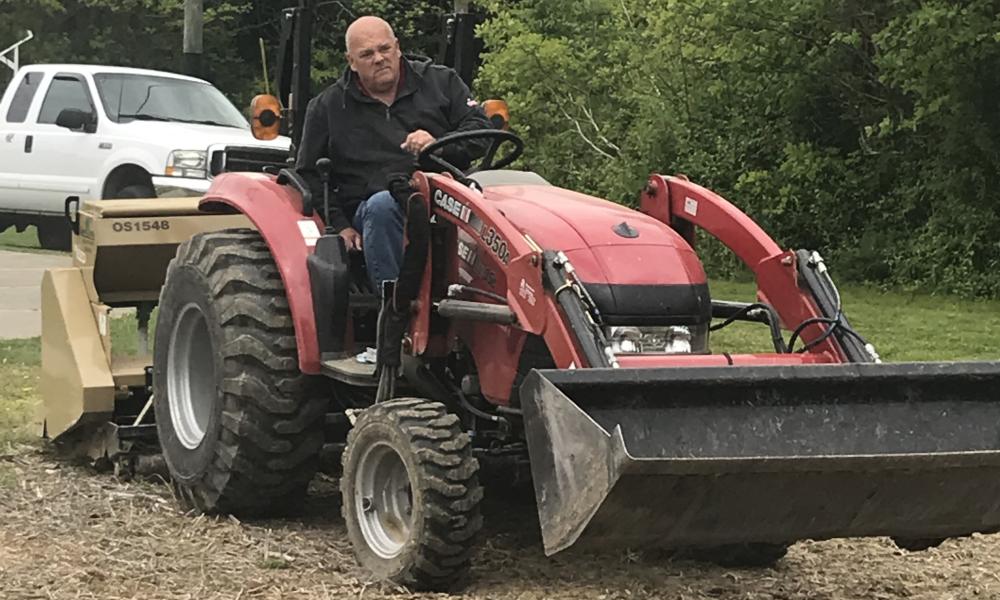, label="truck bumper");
[151,176,212,197]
